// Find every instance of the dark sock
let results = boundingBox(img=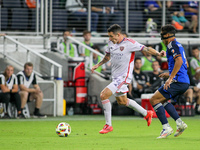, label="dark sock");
[153,103,168,125]
[34,108,40,114]
[163,102,179,121]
